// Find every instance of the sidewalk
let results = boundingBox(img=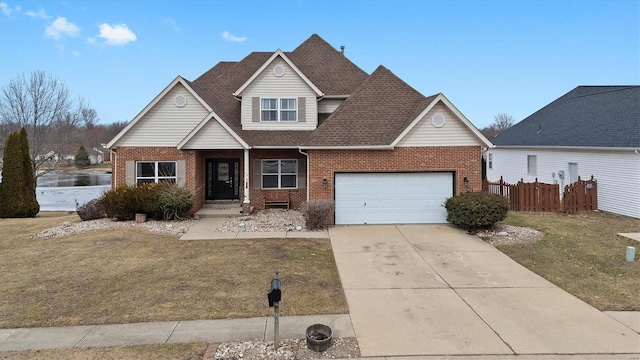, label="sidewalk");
[0,314,353,352]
